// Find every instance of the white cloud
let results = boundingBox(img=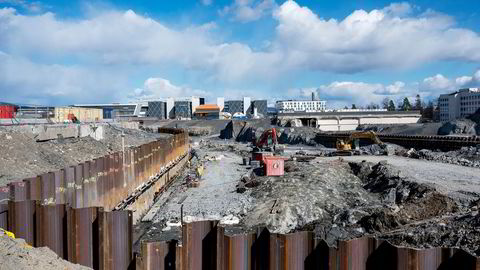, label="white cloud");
[219,0,276,22]
[288,69,480,108]
[421,69,480,93]
[1,2,480,105]
[422,74,452,90]
[382,2,413,16]
[272,1,480,73]
[0,52,127,105]
[129,77,211,101]
[201,0,213,6]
